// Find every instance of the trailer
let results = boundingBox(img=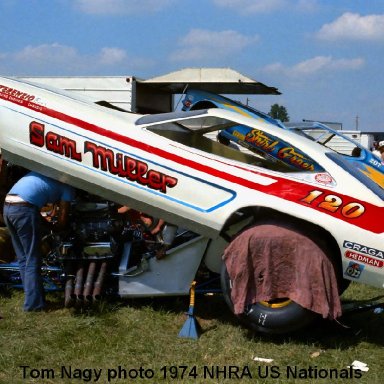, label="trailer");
[18,67,279,114]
